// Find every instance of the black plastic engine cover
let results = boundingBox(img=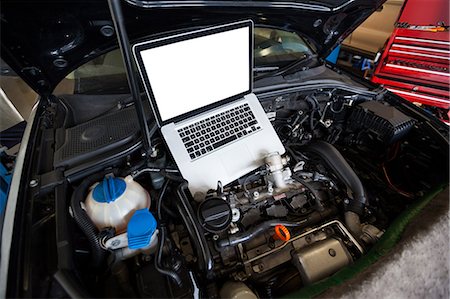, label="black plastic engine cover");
[347,101,416,144]
[54,106,140,168]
